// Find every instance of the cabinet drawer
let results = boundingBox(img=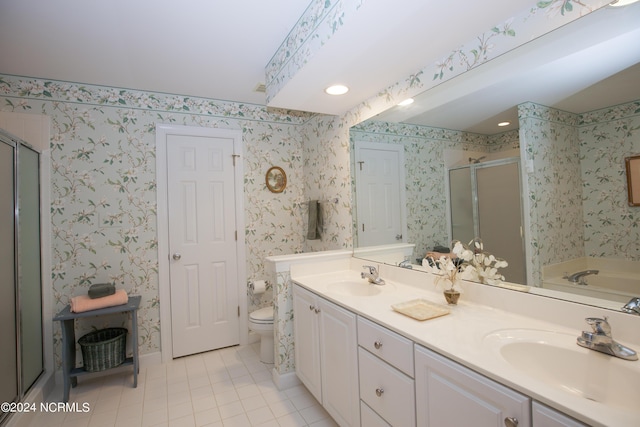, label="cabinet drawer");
[359,347,415,427]
[361,401,391,427]
[357,316,414,377]
[532,401,588,427]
